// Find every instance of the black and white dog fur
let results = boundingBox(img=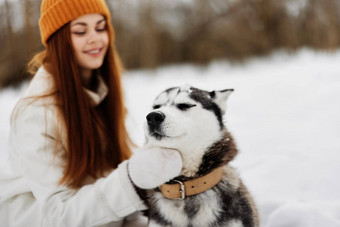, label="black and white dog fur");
[138,85,259,227]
